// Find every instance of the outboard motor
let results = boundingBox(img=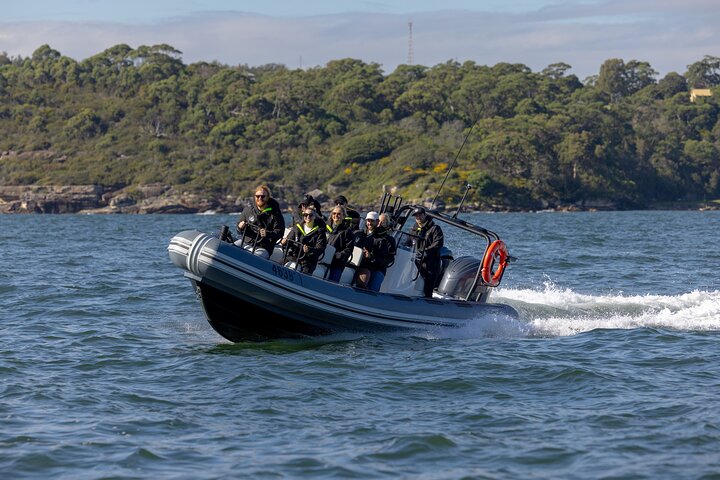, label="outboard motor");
[437,256,490,302]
